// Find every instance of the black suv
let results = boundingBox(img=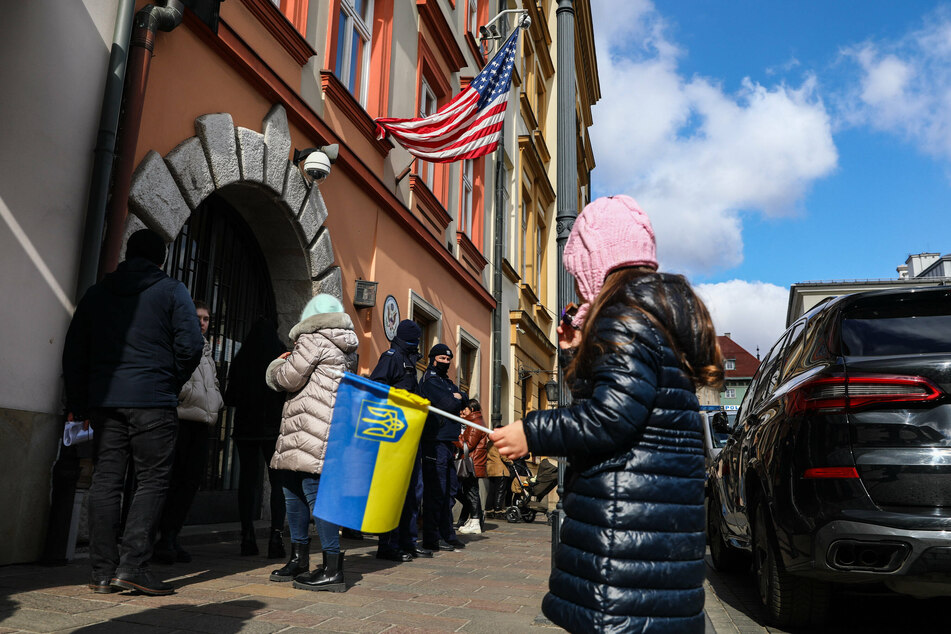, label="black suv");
[707,286,951,627]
